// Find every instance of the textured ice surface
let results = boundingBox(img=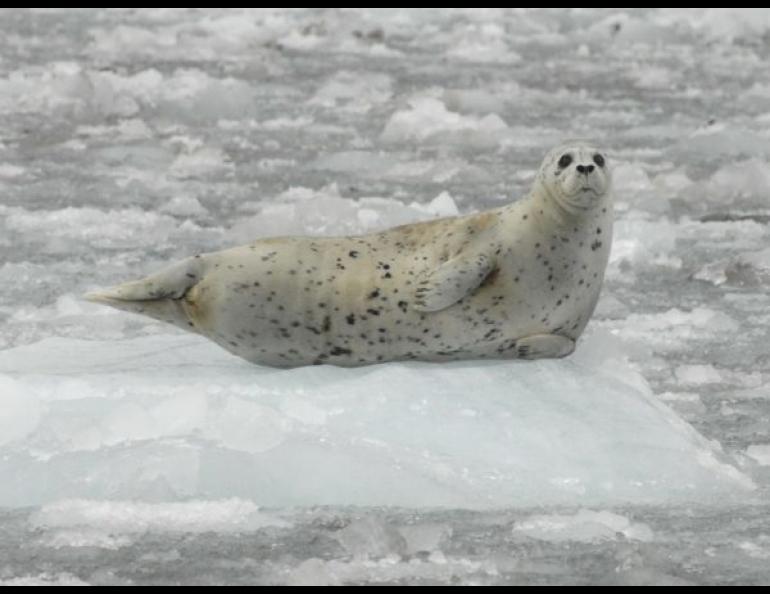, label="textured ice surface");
[31,499,287,534]
[512,509,654,543]
[0,330,753,508]
[2,6,770,585]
